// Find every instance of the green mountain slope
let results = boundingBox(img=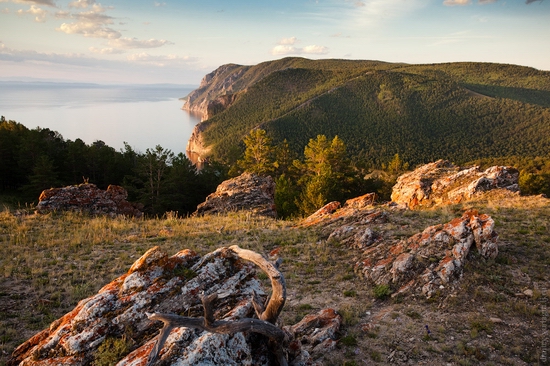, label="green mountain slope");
[185,58,550,167]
